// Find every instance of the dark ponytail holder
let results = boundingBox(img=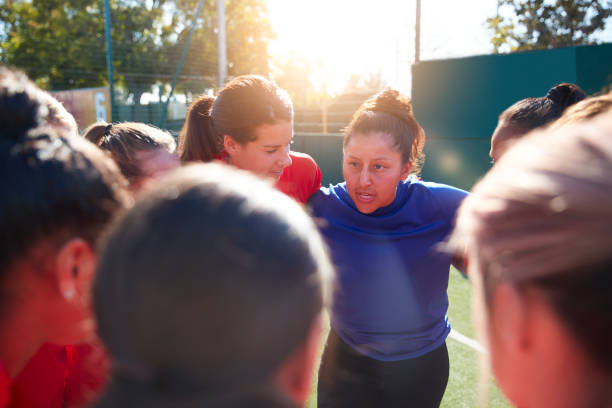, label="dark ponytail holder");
[104,123,113,136]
